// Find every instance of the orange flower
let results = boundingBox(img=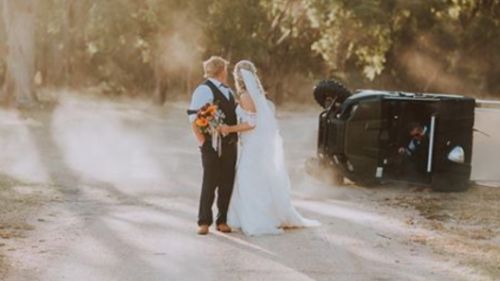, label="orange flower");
[208,105,217,113]
[196,117,208,127]
[201,105,216,117]
[201,103,210,112]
